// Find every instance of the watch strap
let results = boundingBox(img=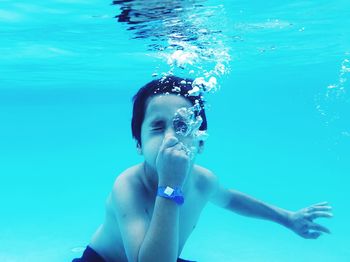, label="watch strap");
[157,186,184,205]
